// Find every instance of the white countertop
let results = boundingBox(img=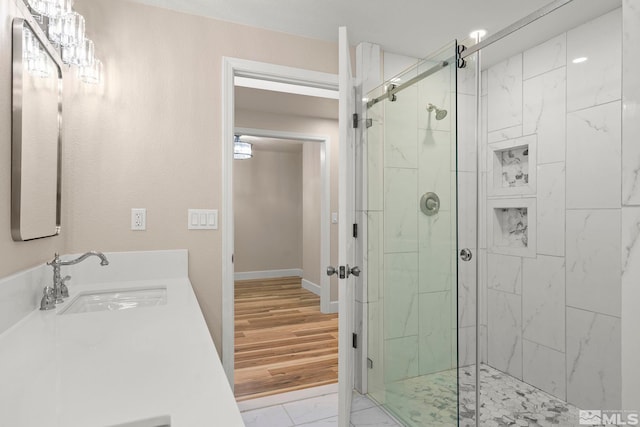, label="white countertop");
[0,276,245,427]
